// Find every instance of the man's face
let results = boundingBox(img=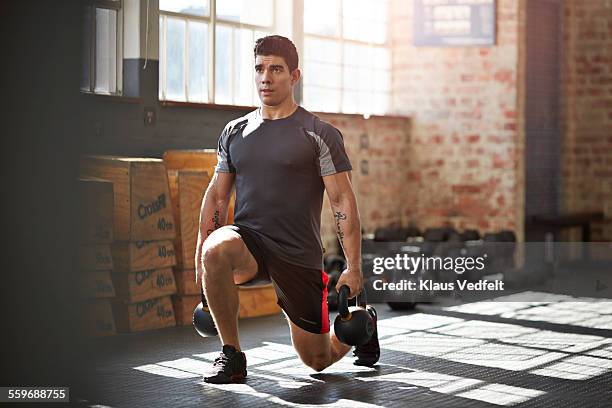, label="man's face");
[254,54,298,106]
